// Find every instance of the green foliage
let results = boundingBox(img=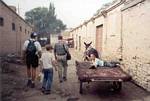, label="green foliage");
[25,3,66,34]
